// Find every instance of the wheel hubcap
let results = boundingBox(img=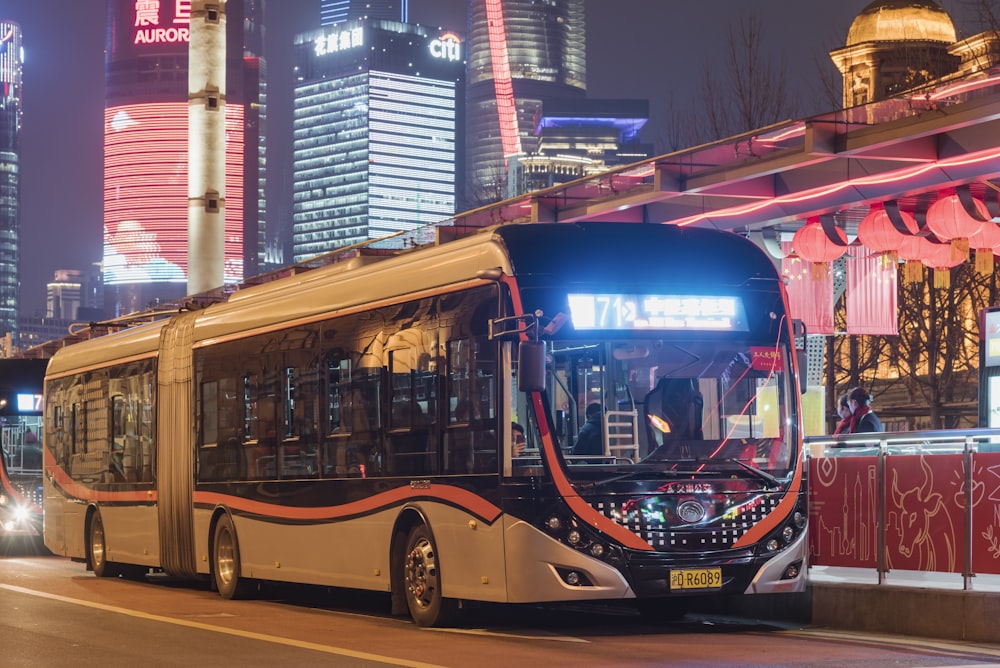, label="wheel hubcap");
[92,519,105,568]
[217,527,236,586]
[405,537,437,609]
